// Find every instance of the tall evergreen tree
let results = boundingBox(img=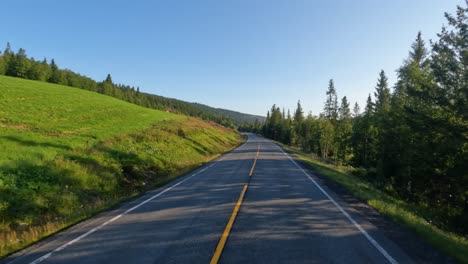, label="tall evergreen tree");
[4,42,11,54]
[410,2,467,228]
[6,48,30,78]
[105,73,113,84]
[372,70,392,181]
[353,102,360,117]
[48,59,65,84]
[294,100,304,123]
[336,96,352,163]
[323,79,338,121]
[351,94,377,167]
[374,70,391,114]
[389,32,431,199]
[338,96,351,120]
[293,100,305,146]
[364,94,374,115]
